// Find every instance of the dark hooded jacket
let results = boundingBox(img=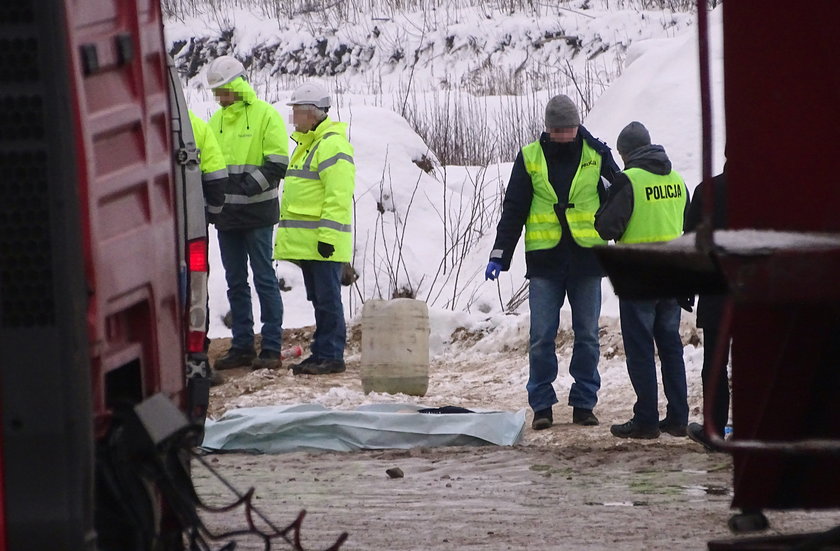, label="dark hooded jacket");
[489,126,619,279]
[685,171,727,327]
[594,144,689,241]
